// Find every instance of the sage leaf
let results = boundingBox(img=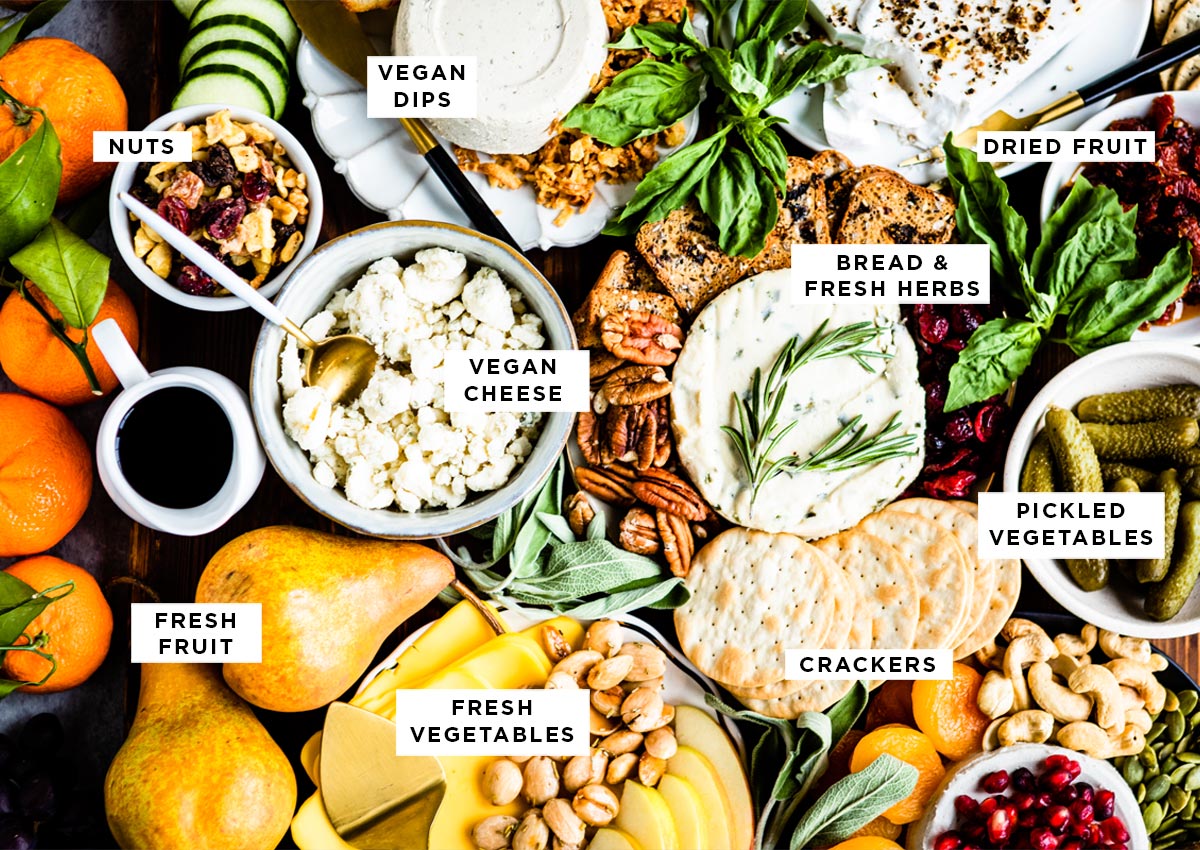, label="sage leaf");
[0,0,70,59]
[563,60,704,147]
[508,467,562,578]
[586,512,606,541]
[0,114,60,260]
[539,539,662,599]
[560,576,686,618]
[10,218,110,329]
[827,681,868,745]
[789,754,919,849]
[536,511,575,545]
[945,317,1041,412]
[776,712,831,801]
